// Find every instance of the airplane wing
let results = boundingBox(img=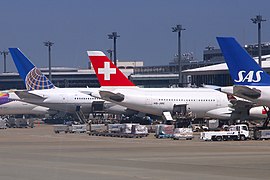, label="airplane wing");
[99,90,125,102]
[226,91,257,110]
[14,91,47,100]
[227,95,265,120]
[233,86,261,100]
[230,99,255,111]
